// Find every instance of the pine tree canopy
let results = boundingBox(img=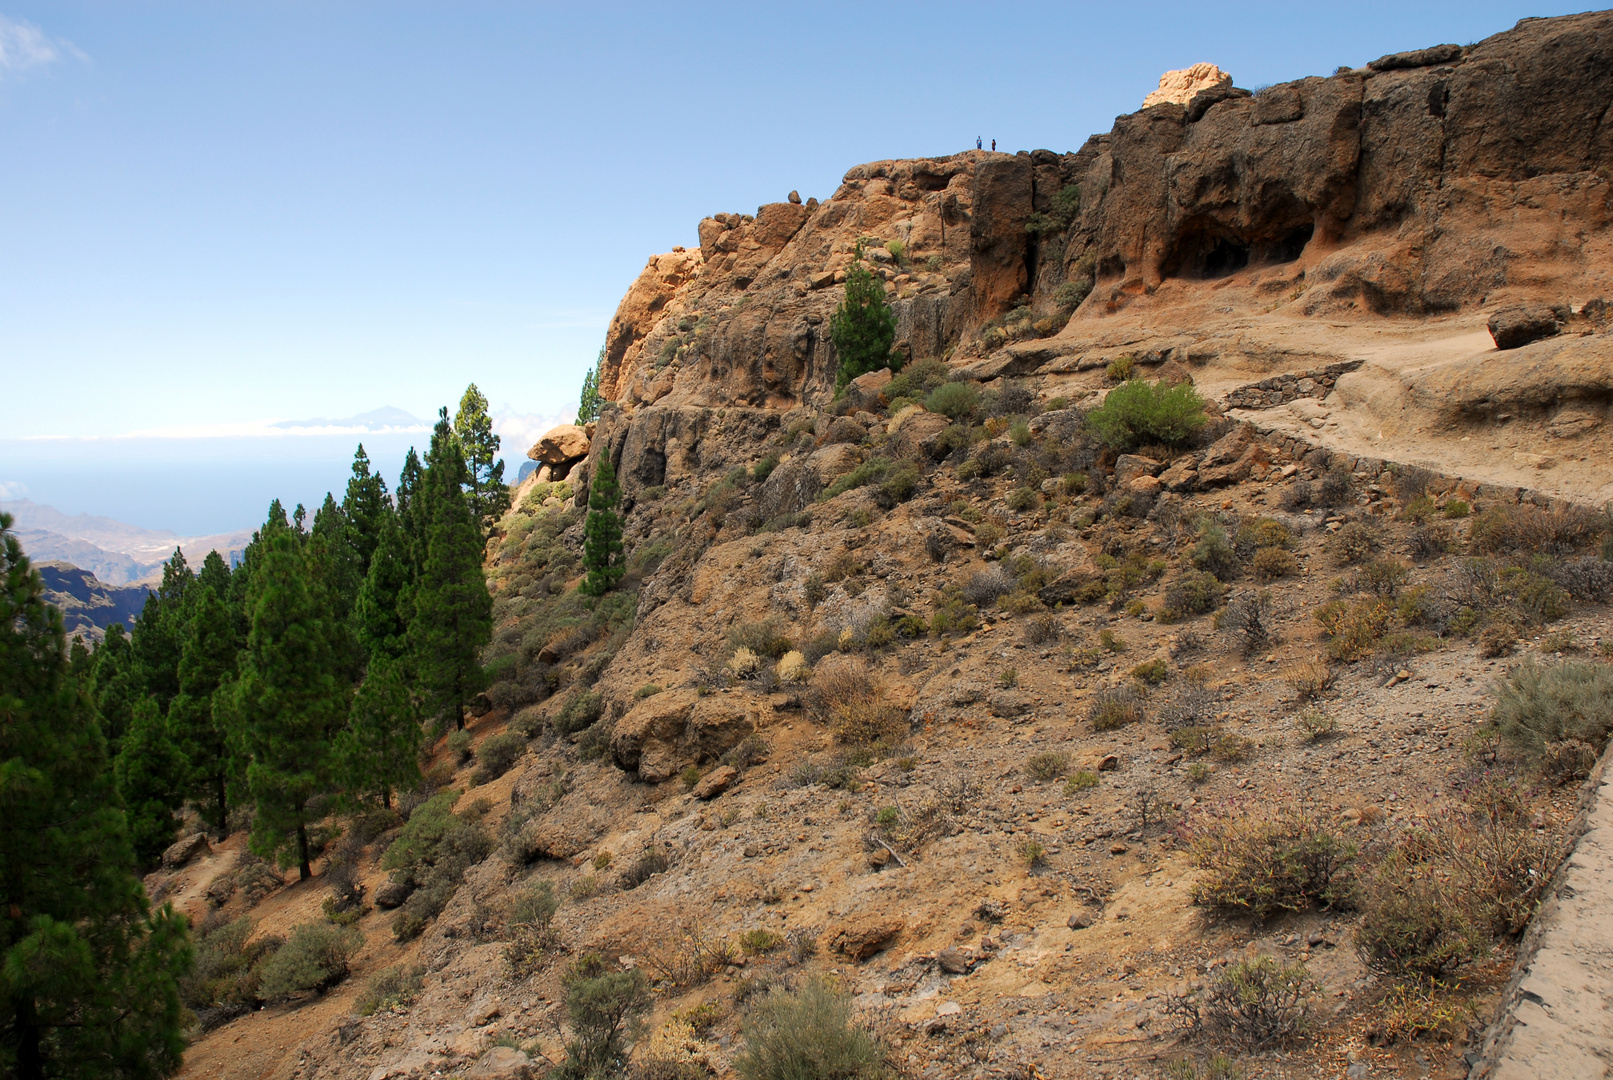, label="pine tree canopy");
[408,409,492,730]
[90,624,139,755]
[169,584,241,839]
[579,454,624,596]
[396,448,427,563]
[131,549,194,711]
[454,383,511,533]
[341,444,391,577]
[830,244,899,392]
[114,698,186,866]
[354,511,415,665]
[338,656,421,809]
[577,345,605,425]
[0,513,191,1080]
[222,531,344,880]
